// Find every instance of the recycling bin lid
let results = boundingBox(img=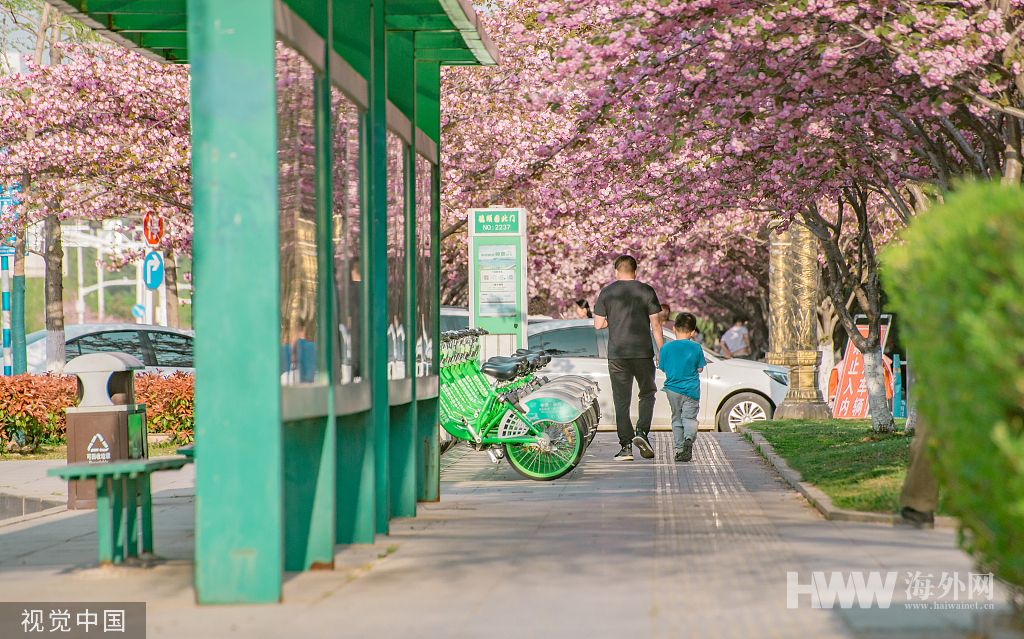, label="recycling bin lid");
[65,352,144,374]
